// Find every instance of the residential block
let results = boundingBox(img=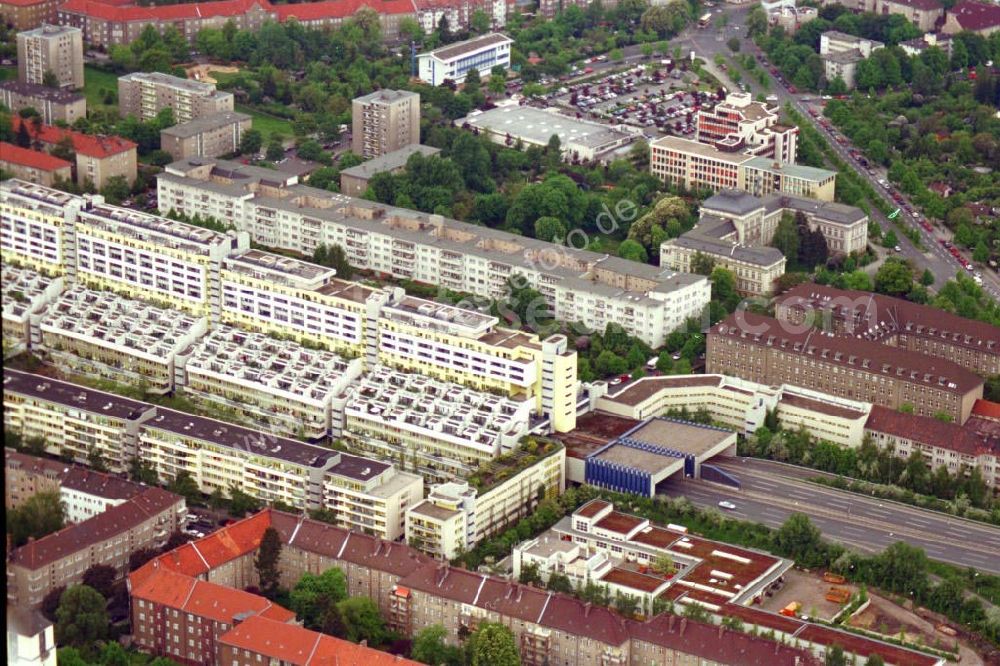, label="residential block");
[0,80,86,125]
[351,89,421,159]
[118,72,235,123]
[159,111,252,161]
[10,116,137,188]
[16,24,83,90]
